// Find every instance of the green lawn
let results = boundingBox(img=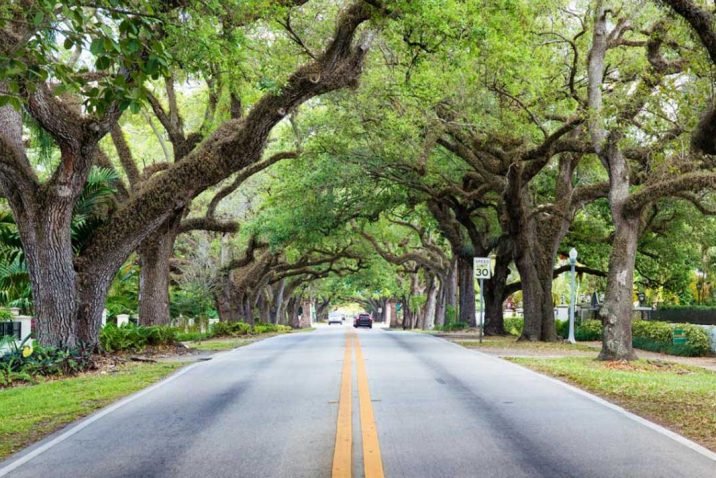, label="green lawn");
[455,336,596,353]
[510,357,716,451]
[0,362,183,460]
[187,338,253,351]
